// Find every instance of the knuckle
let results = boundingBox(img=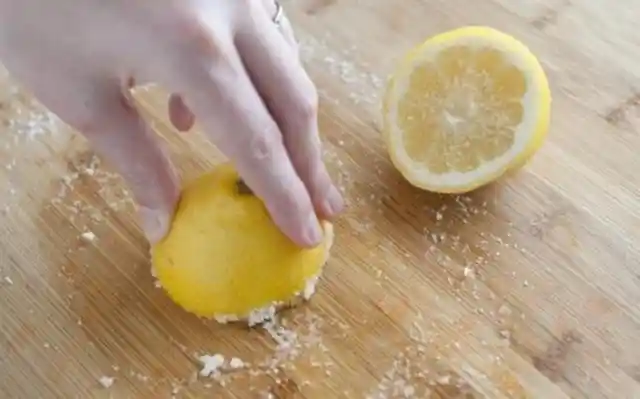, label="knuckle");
[167,15,234,77]
[295,87,319,120]
[248,129,281,161]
